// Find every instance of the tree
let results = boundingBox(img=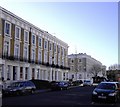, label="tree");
[89,64,101,77]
